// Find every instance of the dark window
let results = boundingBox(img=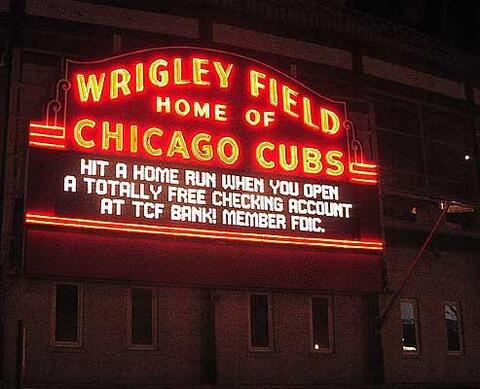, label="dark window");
[311,297,332,351]
[401,300,419,352]
[445,303,463,353]
[130,288,154,346]
[249,294,270,348]
[55,284,79,343]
